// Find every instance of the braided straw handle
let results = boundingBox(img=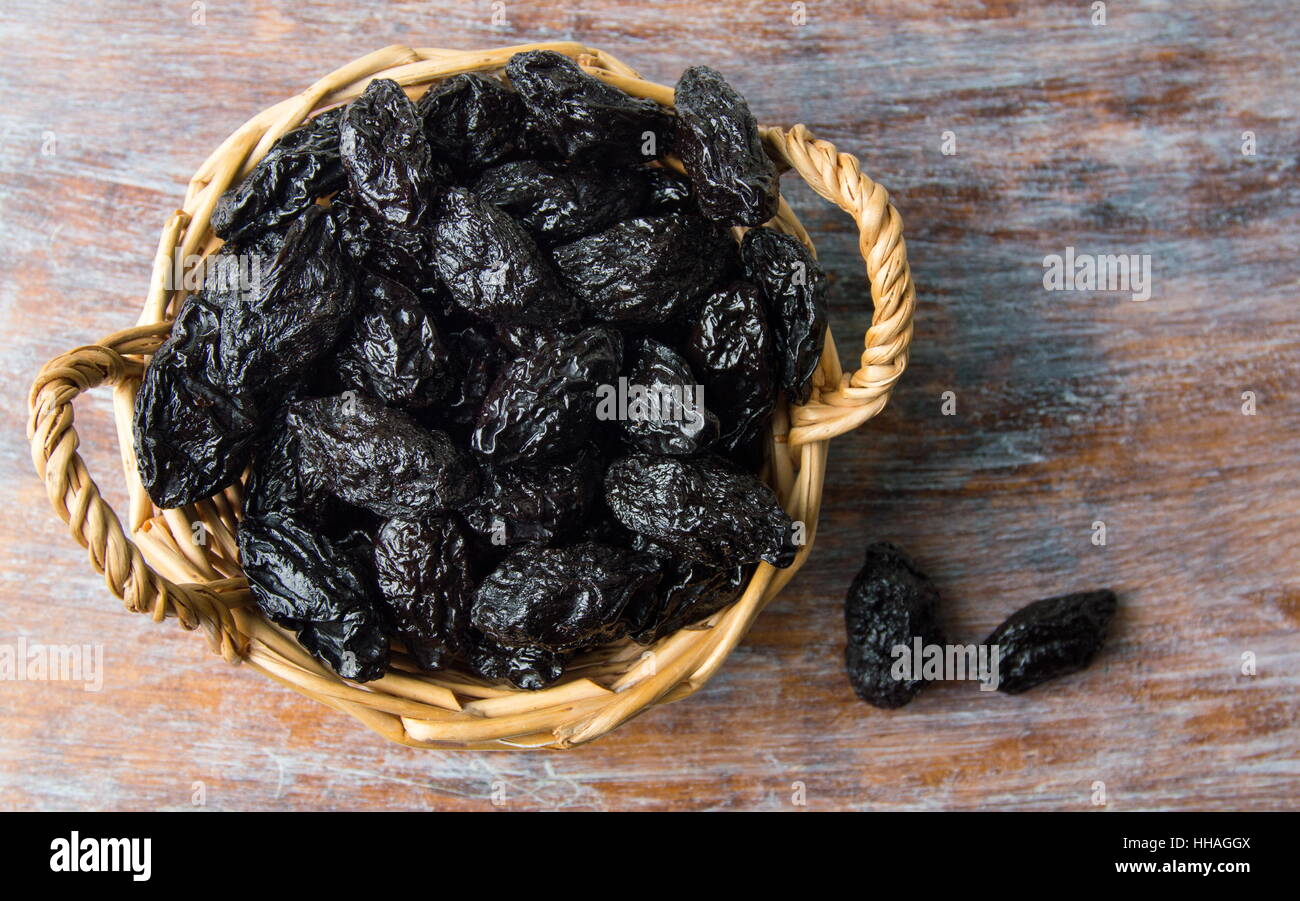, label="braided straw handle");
[27,43,915,748]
